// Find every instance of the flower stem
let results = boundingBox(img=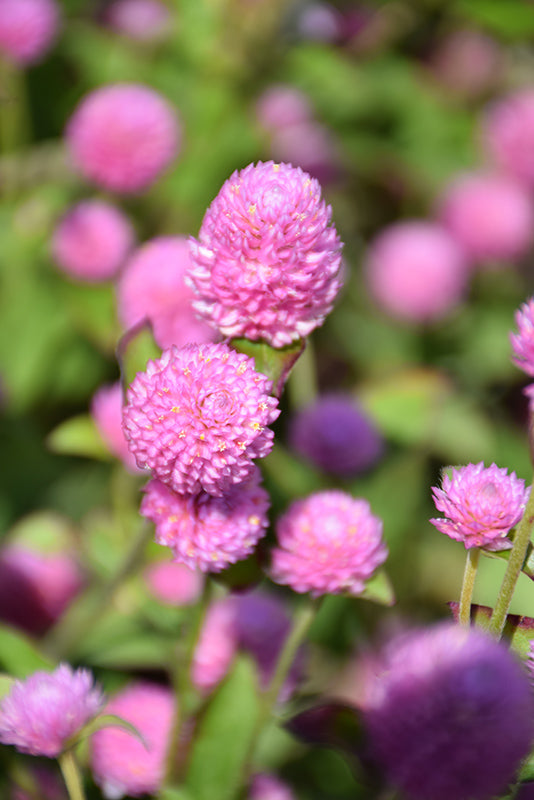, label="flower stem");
[59,750,86,800]
[458,548,480,627]
[489,480,534,638]
[288,339,318,410]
